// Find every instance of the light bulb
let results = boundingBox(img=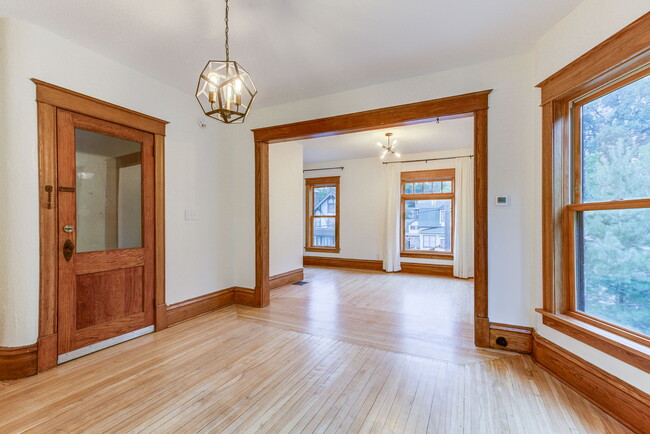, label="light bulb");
[395,152,401,158]
[377,142,383,147]
[225,83,233,110]
[381,150,388,159]
[234,79,243,105]
[207,72,220,103]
